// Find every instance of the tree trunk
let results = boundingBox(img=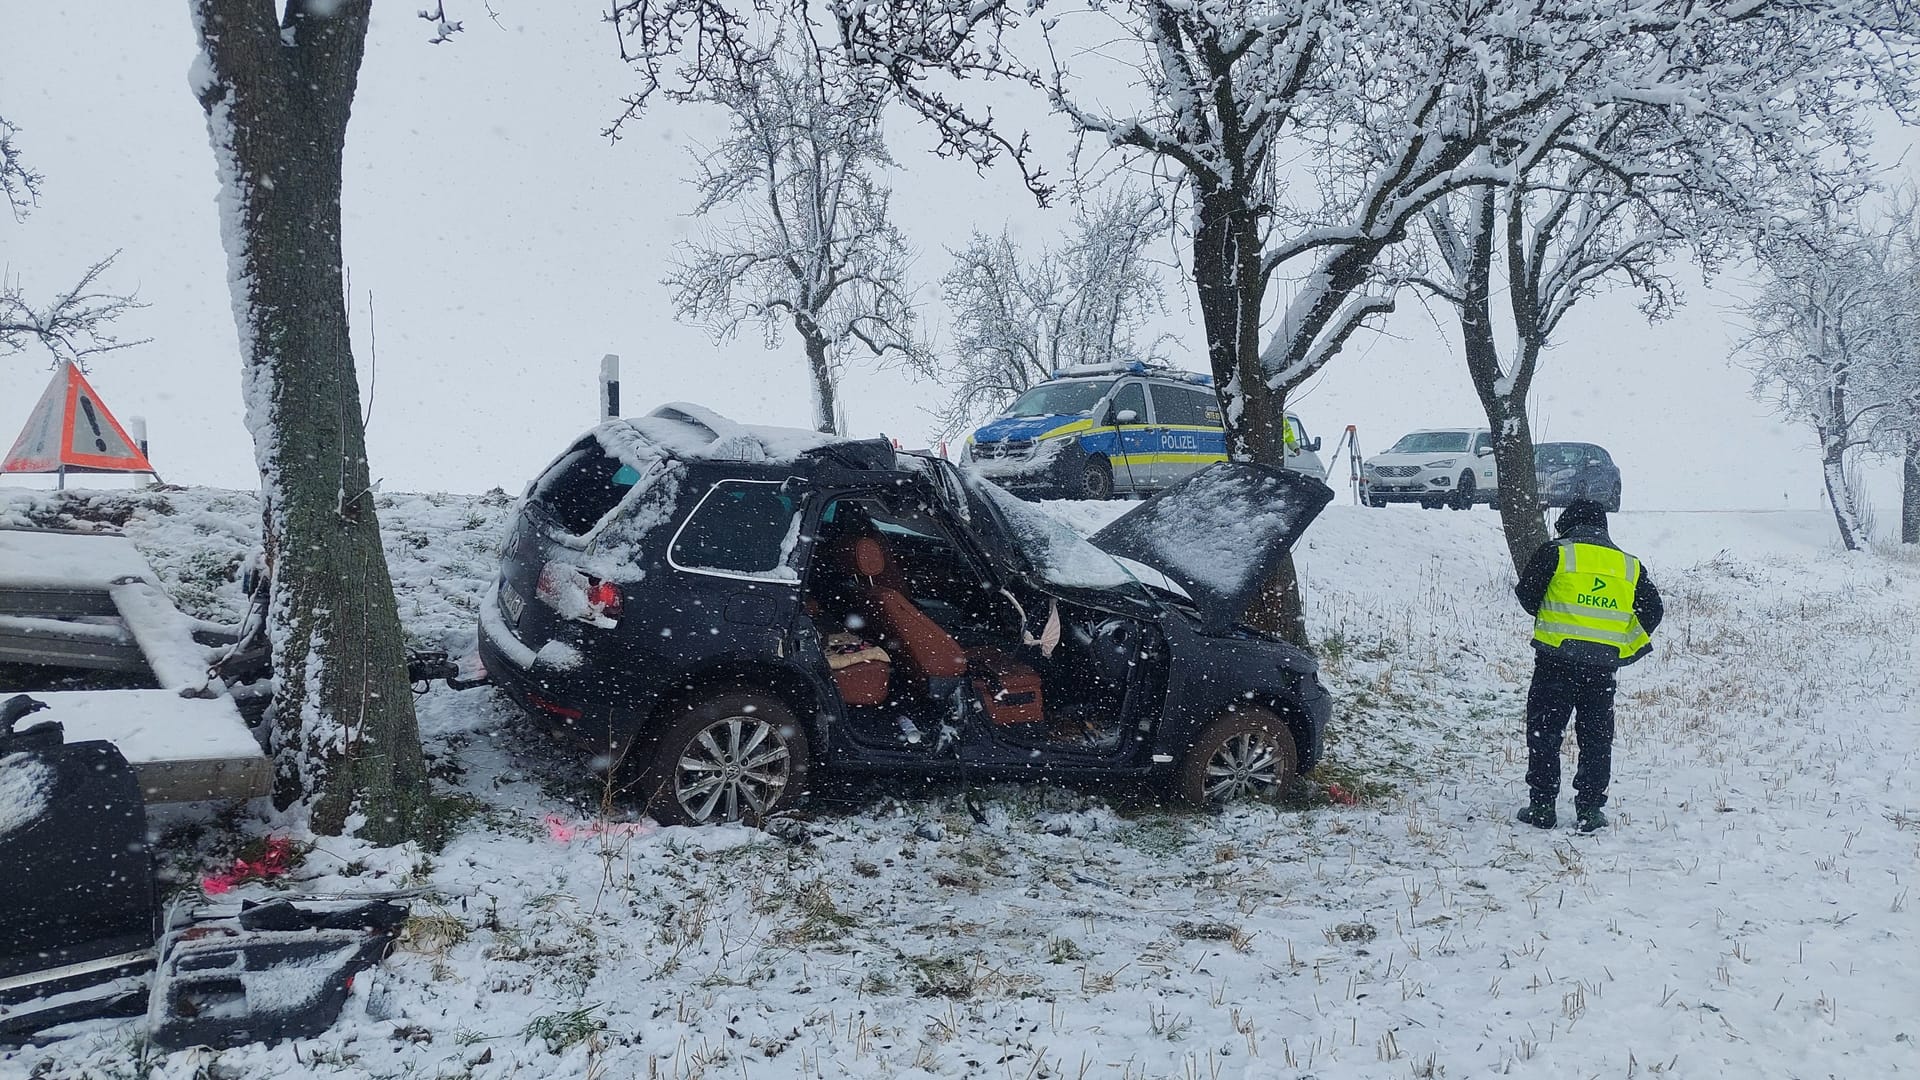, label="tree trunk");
[1904,430,1920,545]
[1820,435,1864,551]
[192,0,428,843]
[1443,185,1551,574]
[1193,188,1310,648]
[1482,396,1548,572]
[797,316,838,434]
